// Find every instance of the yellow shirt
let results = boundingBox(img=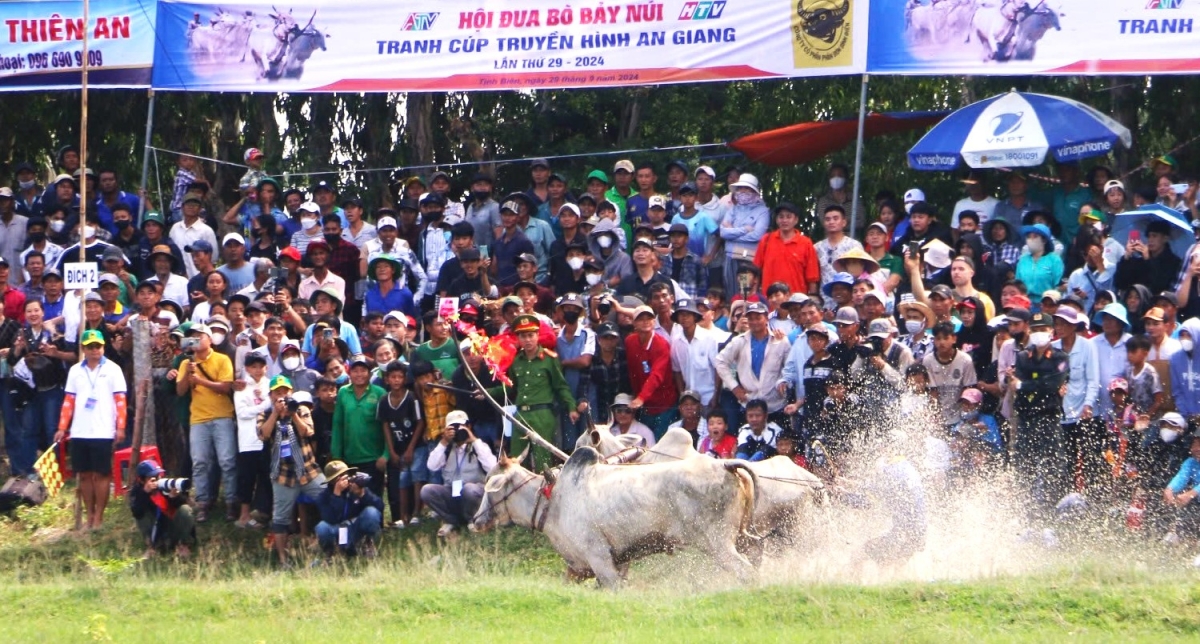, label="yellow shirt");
[177,350,235,424]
